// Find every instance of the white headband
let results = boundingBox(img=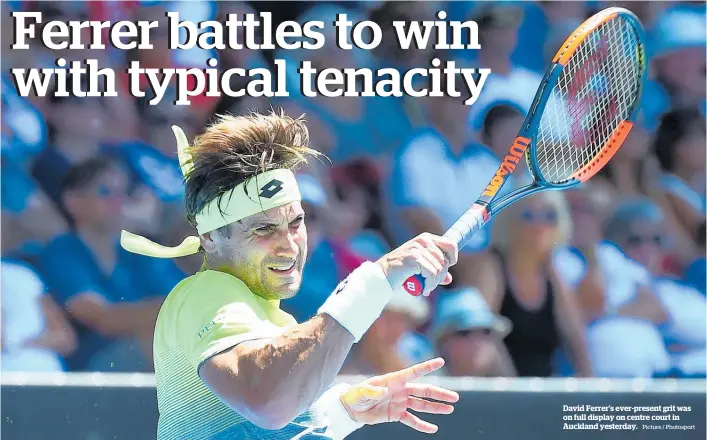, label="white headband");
[120,126,302,258]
